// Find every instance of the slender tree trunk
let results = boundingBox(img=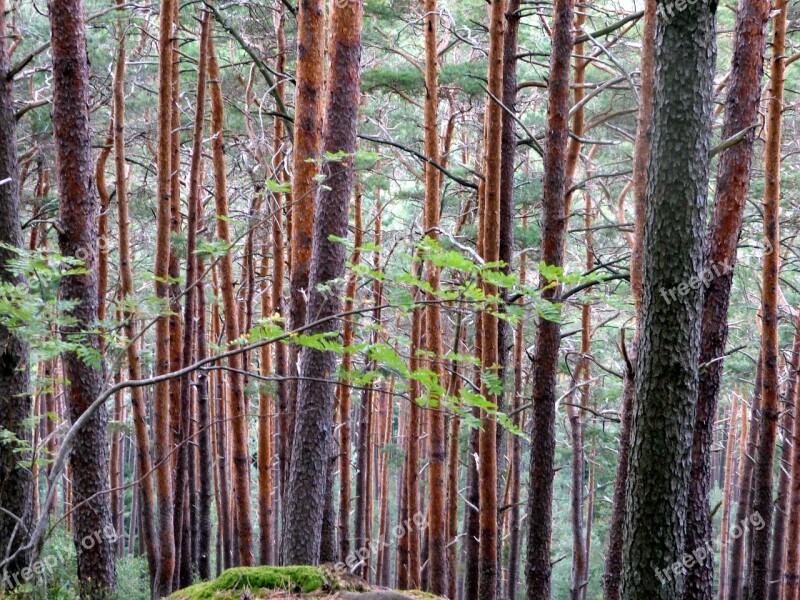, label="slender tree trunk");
[524,0,573,596]
[602,4,655,598]
[112,9,159,584]
[339,189,363,563]
[718,398,739,600]
[152,0,177,589]
[50,0,118,591]
[683,0,770,597]
[420,0,447,593]
[749,2,787,597]
[477,0,505,597]
[729,360,762,600]
[258,252,274,565]
[207,35,255,567]
[620,0,717,596]
[282,0,363,565]
[0,0,32,582]
[770,371,795,600]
